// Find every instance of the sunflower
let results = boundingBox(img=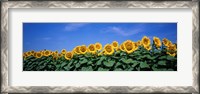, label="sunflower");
[65,52,73,60]
[50,51,53,55]
[73,46,81,54]
[23,53,27,58]
[144,45,152,51]
[26,51,32,57]
[55,51,58,54]
[43,50,51,57]
[95,42,102,51]
[166,44,177,57]
[31,50,35,55]
[162,38,172,47]
[123,40,136,54]
[136,40,141,46]
[61,49,67,55]
[33,52,37,57]
[112,41,119,49]
[153,37,161,48]
[79,45,87,54]
[88,44,96,54]
[104,44,114,55]
[142,36,151,47]
[36,52,43,58]
[58,53,63,57]
[119,43,125,51]
[52,52,58,60]
[134,42,139,51]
